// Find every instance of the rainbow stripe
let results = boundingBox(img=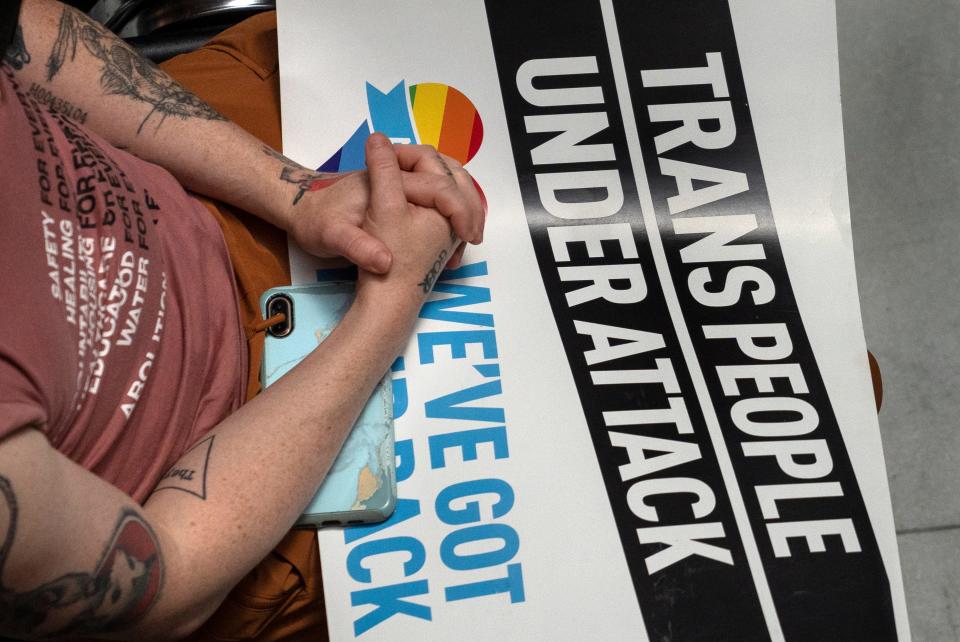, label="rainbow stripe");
[318,81,484,173]
[410,83,483,165]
